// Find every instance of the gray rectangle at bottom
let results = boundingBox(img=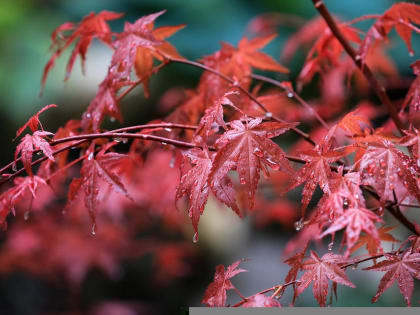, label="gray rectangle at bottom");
[189,307,420,315]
